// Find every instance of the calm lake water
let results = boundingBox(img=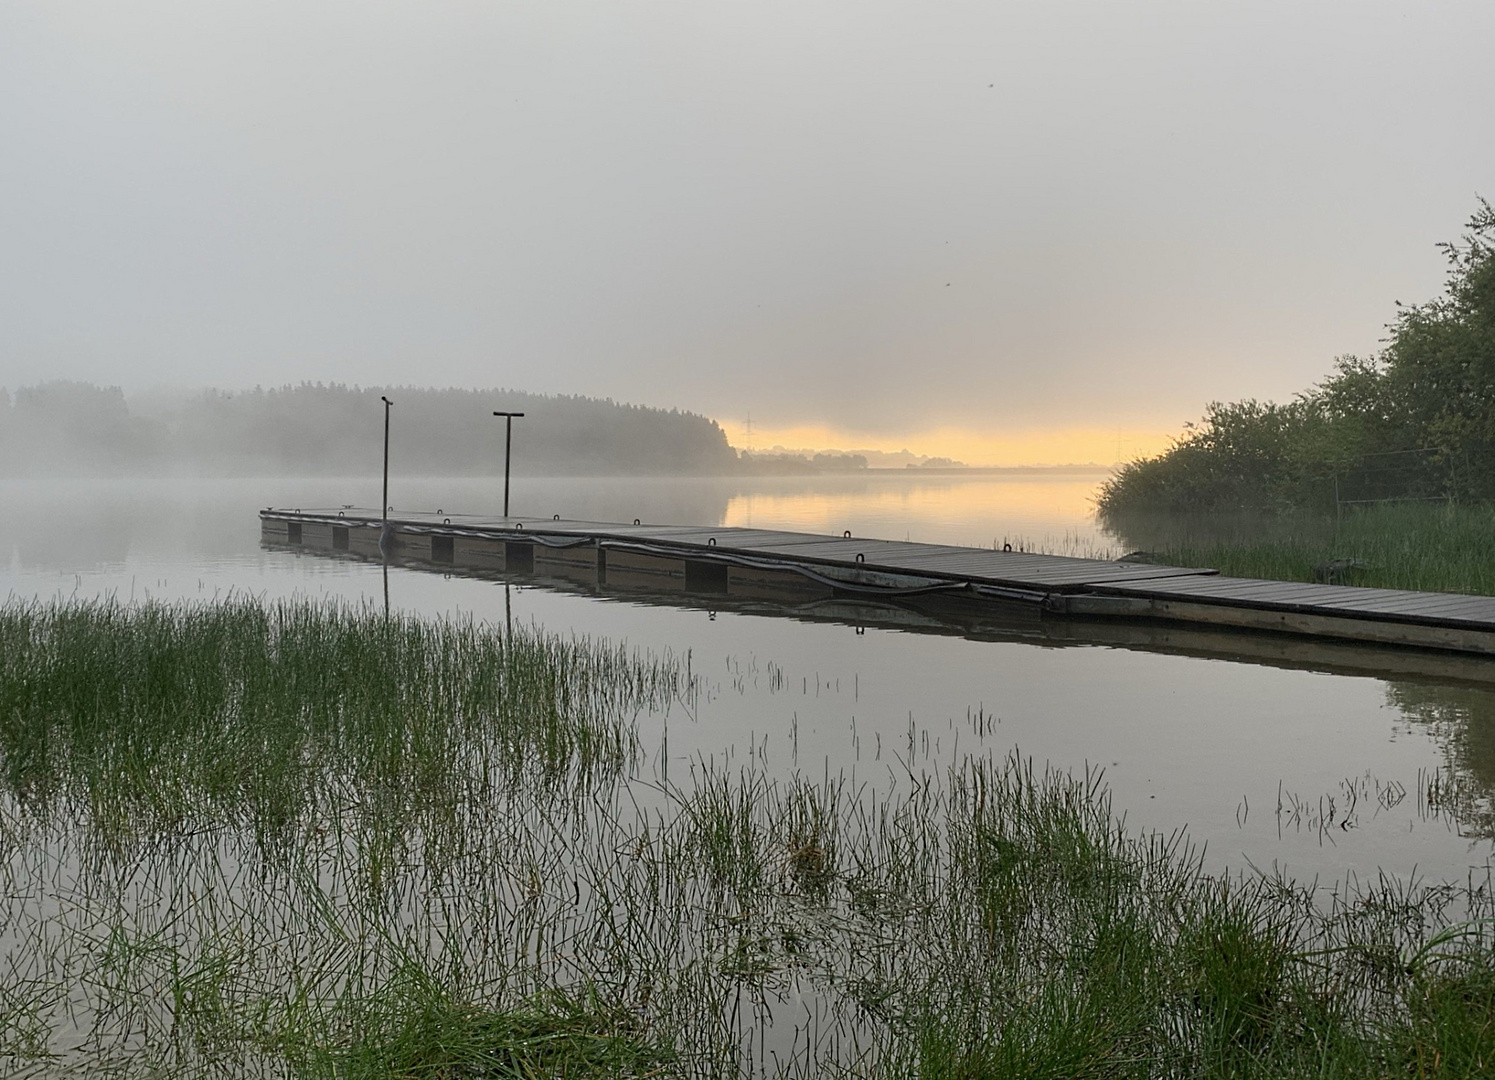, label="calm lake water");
[3,472,1493,890]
